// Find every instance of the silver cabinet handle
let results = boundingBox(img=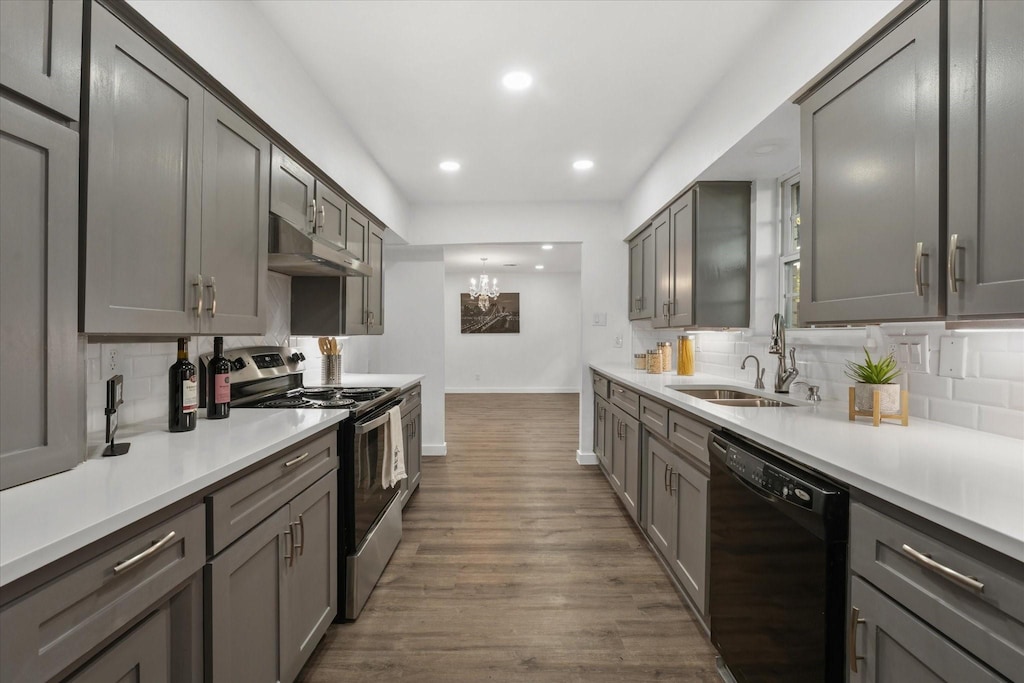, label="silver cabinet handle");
[318,205,325,233]
[205,276,217,318]
[901,544,984,593]
[849,606,865,673]
[193,274,204,319]
[669,471,678,495]
[948,234,964,293]
[295,515,304,556]
[913,242,928,296]
[284,527,293,566]
[663,464,671,491]
[284,451,310,468]
[114,531,177,575]
[309,199,317,230]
